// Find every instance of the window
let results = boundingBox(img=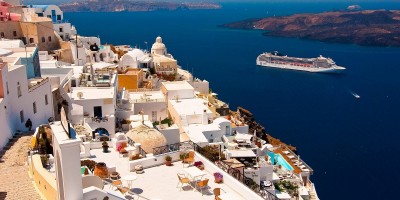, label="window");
[33,102,37,114]
[48,36,52,42]
[6,82,9,94]
[20,110,24,123]
[0,12,3,15]
[0,32,4,38]
[17,84,21,97]
[45,95,48,105]
[29,38,34,44]
[47,15,51,18]
[59,27,63,32]
[38,13,43,17]
[41,37,45,42]
[57,15,61,21]
[13,31,17,37]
